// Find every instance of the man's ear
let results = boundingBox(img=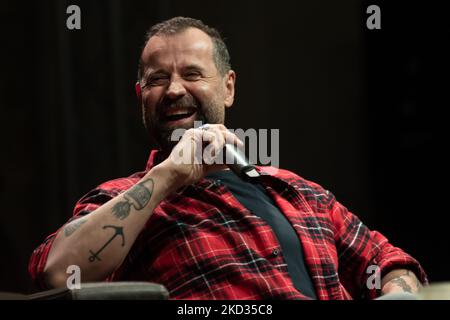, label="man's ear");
[224,70,236,108]
[135,82,142,103]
